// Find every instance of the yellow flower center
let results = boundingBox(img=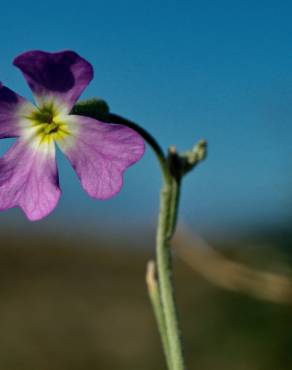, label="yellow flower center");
[28,103,70,144]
